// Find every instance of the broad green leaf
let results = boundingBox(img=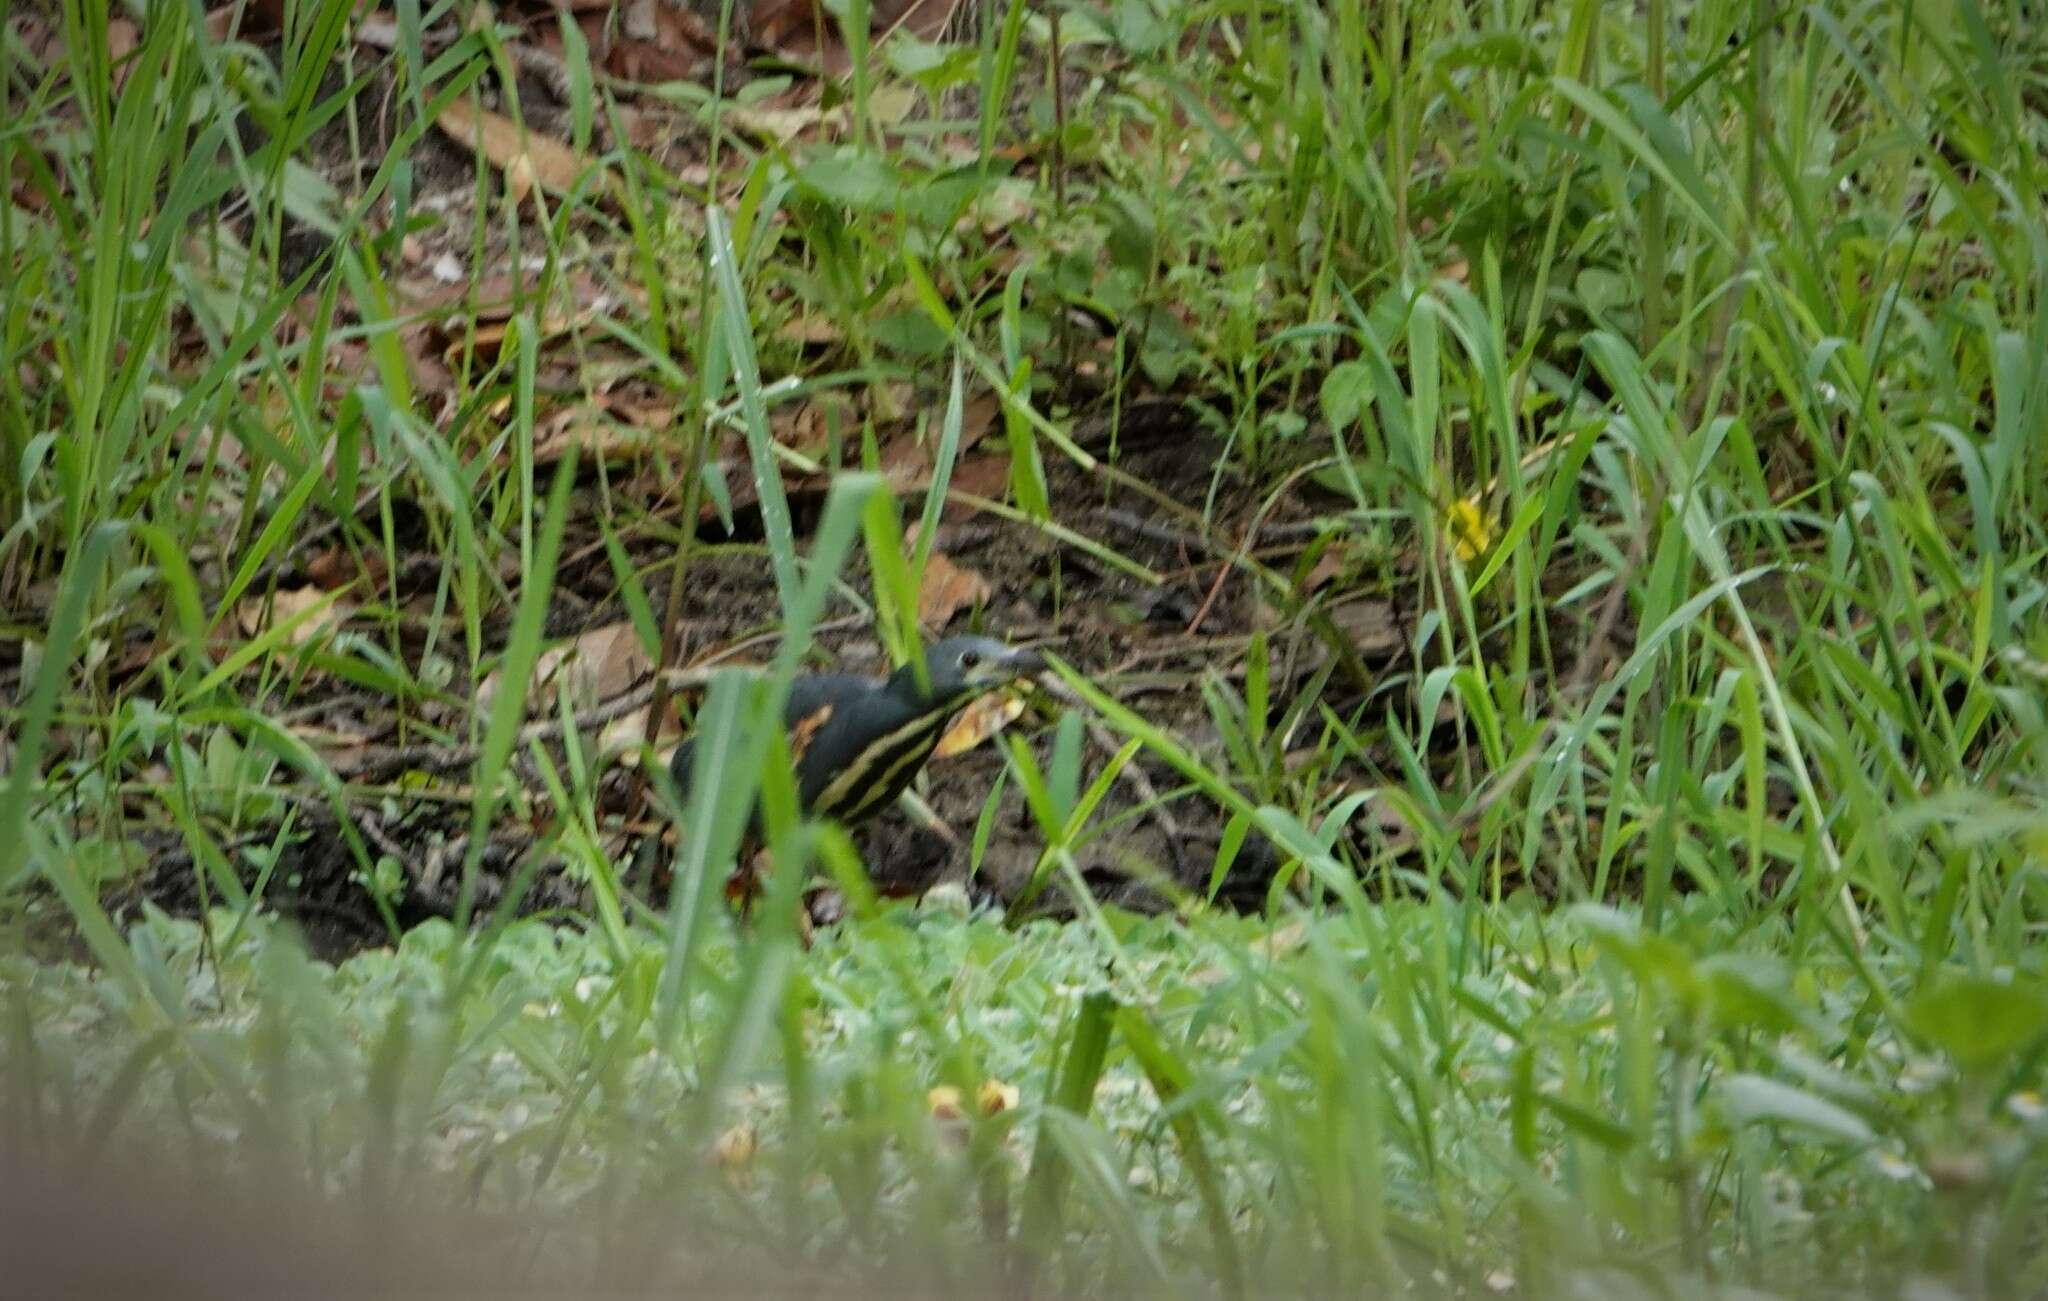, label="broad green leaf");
[1904,976,2048,1073]
[1719,1074,1876,1145]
